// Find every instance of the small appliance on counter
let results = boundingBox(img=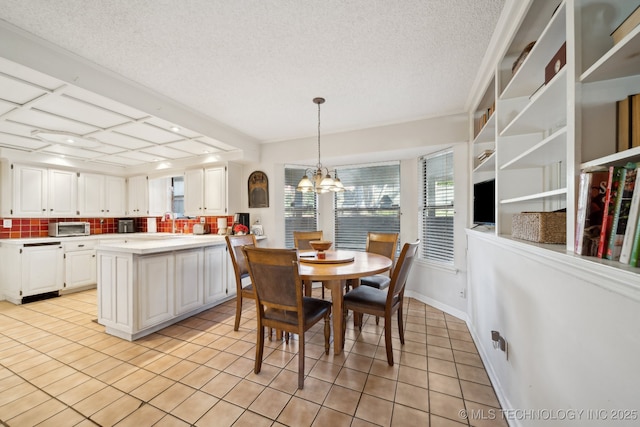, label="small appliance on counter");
[193,223,211,235]
[118,219,135,233]
[217,217,228,235]
[48,222,90,237]
[232,213,250,234]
